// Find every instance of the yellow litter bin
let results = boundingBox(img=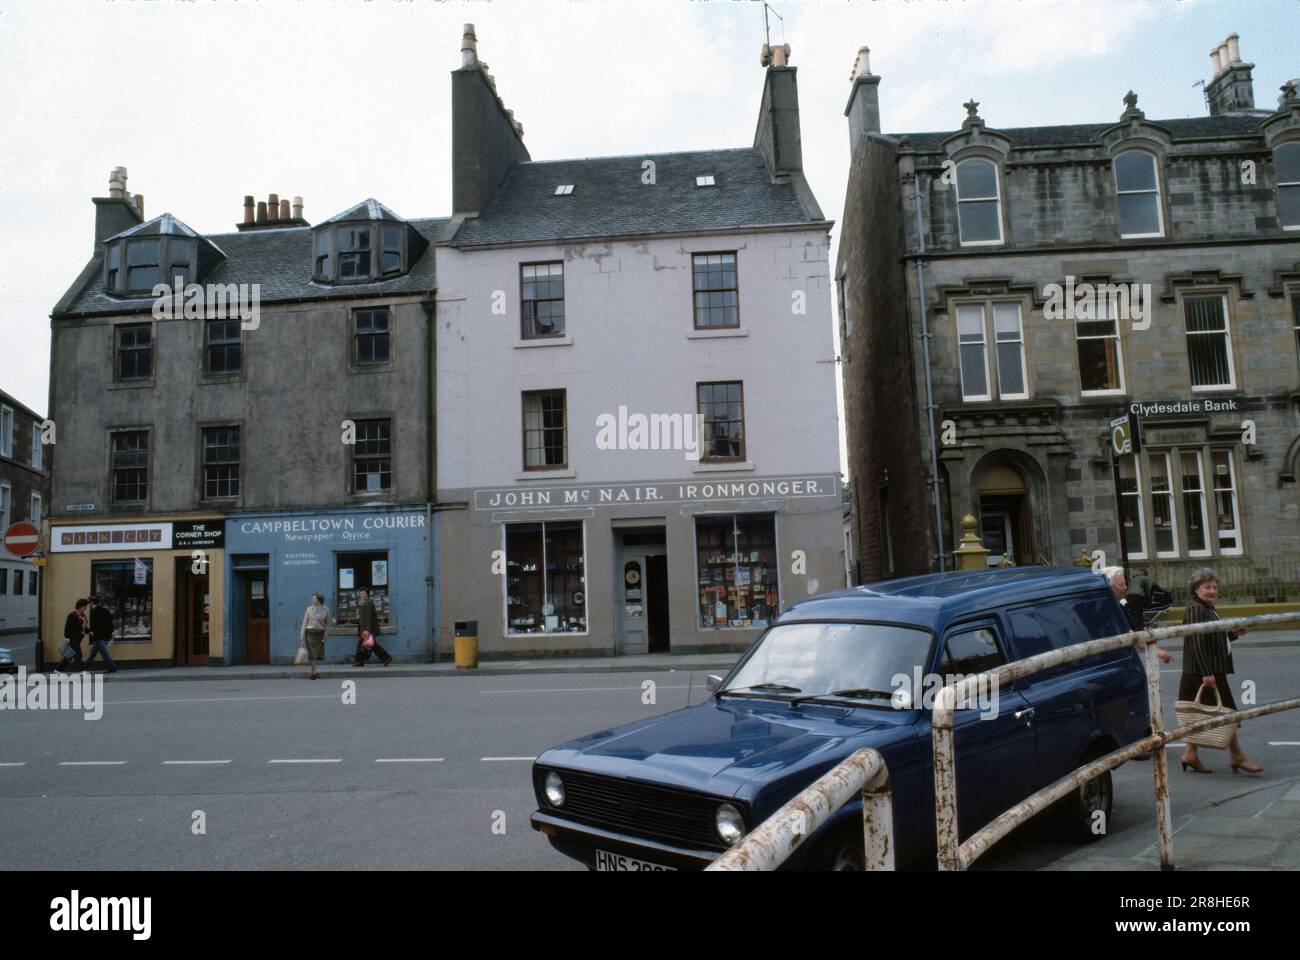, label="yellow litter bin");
[454,620,479,669]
